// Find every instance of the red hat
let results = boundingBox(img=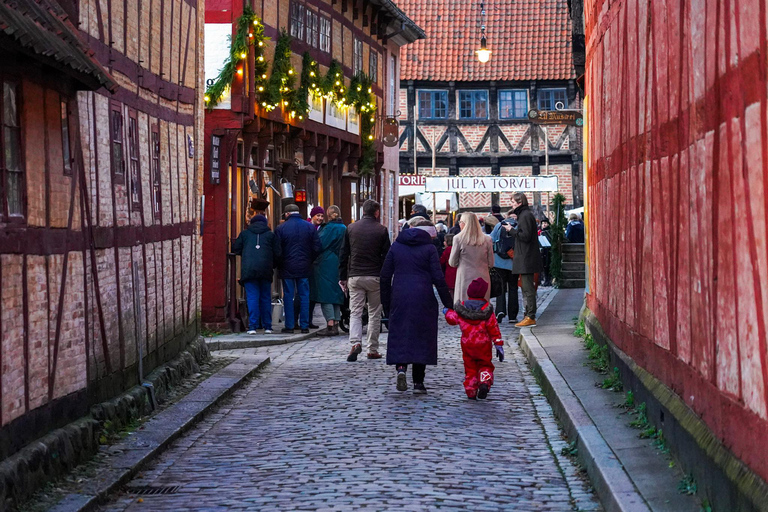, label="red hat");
[467,278,488,299]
